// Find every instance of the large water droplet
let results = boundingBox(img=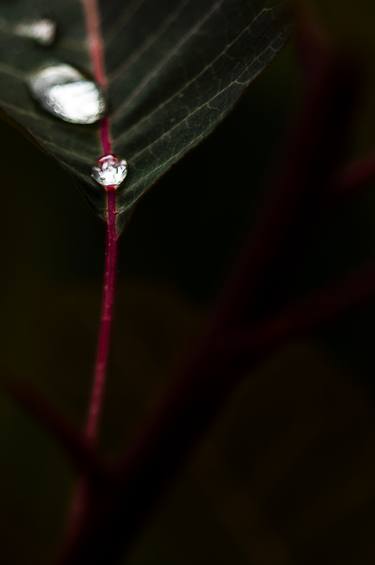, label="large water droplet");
[15,18,57,47]
[28,63,106,124]
[92,155,128,190]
